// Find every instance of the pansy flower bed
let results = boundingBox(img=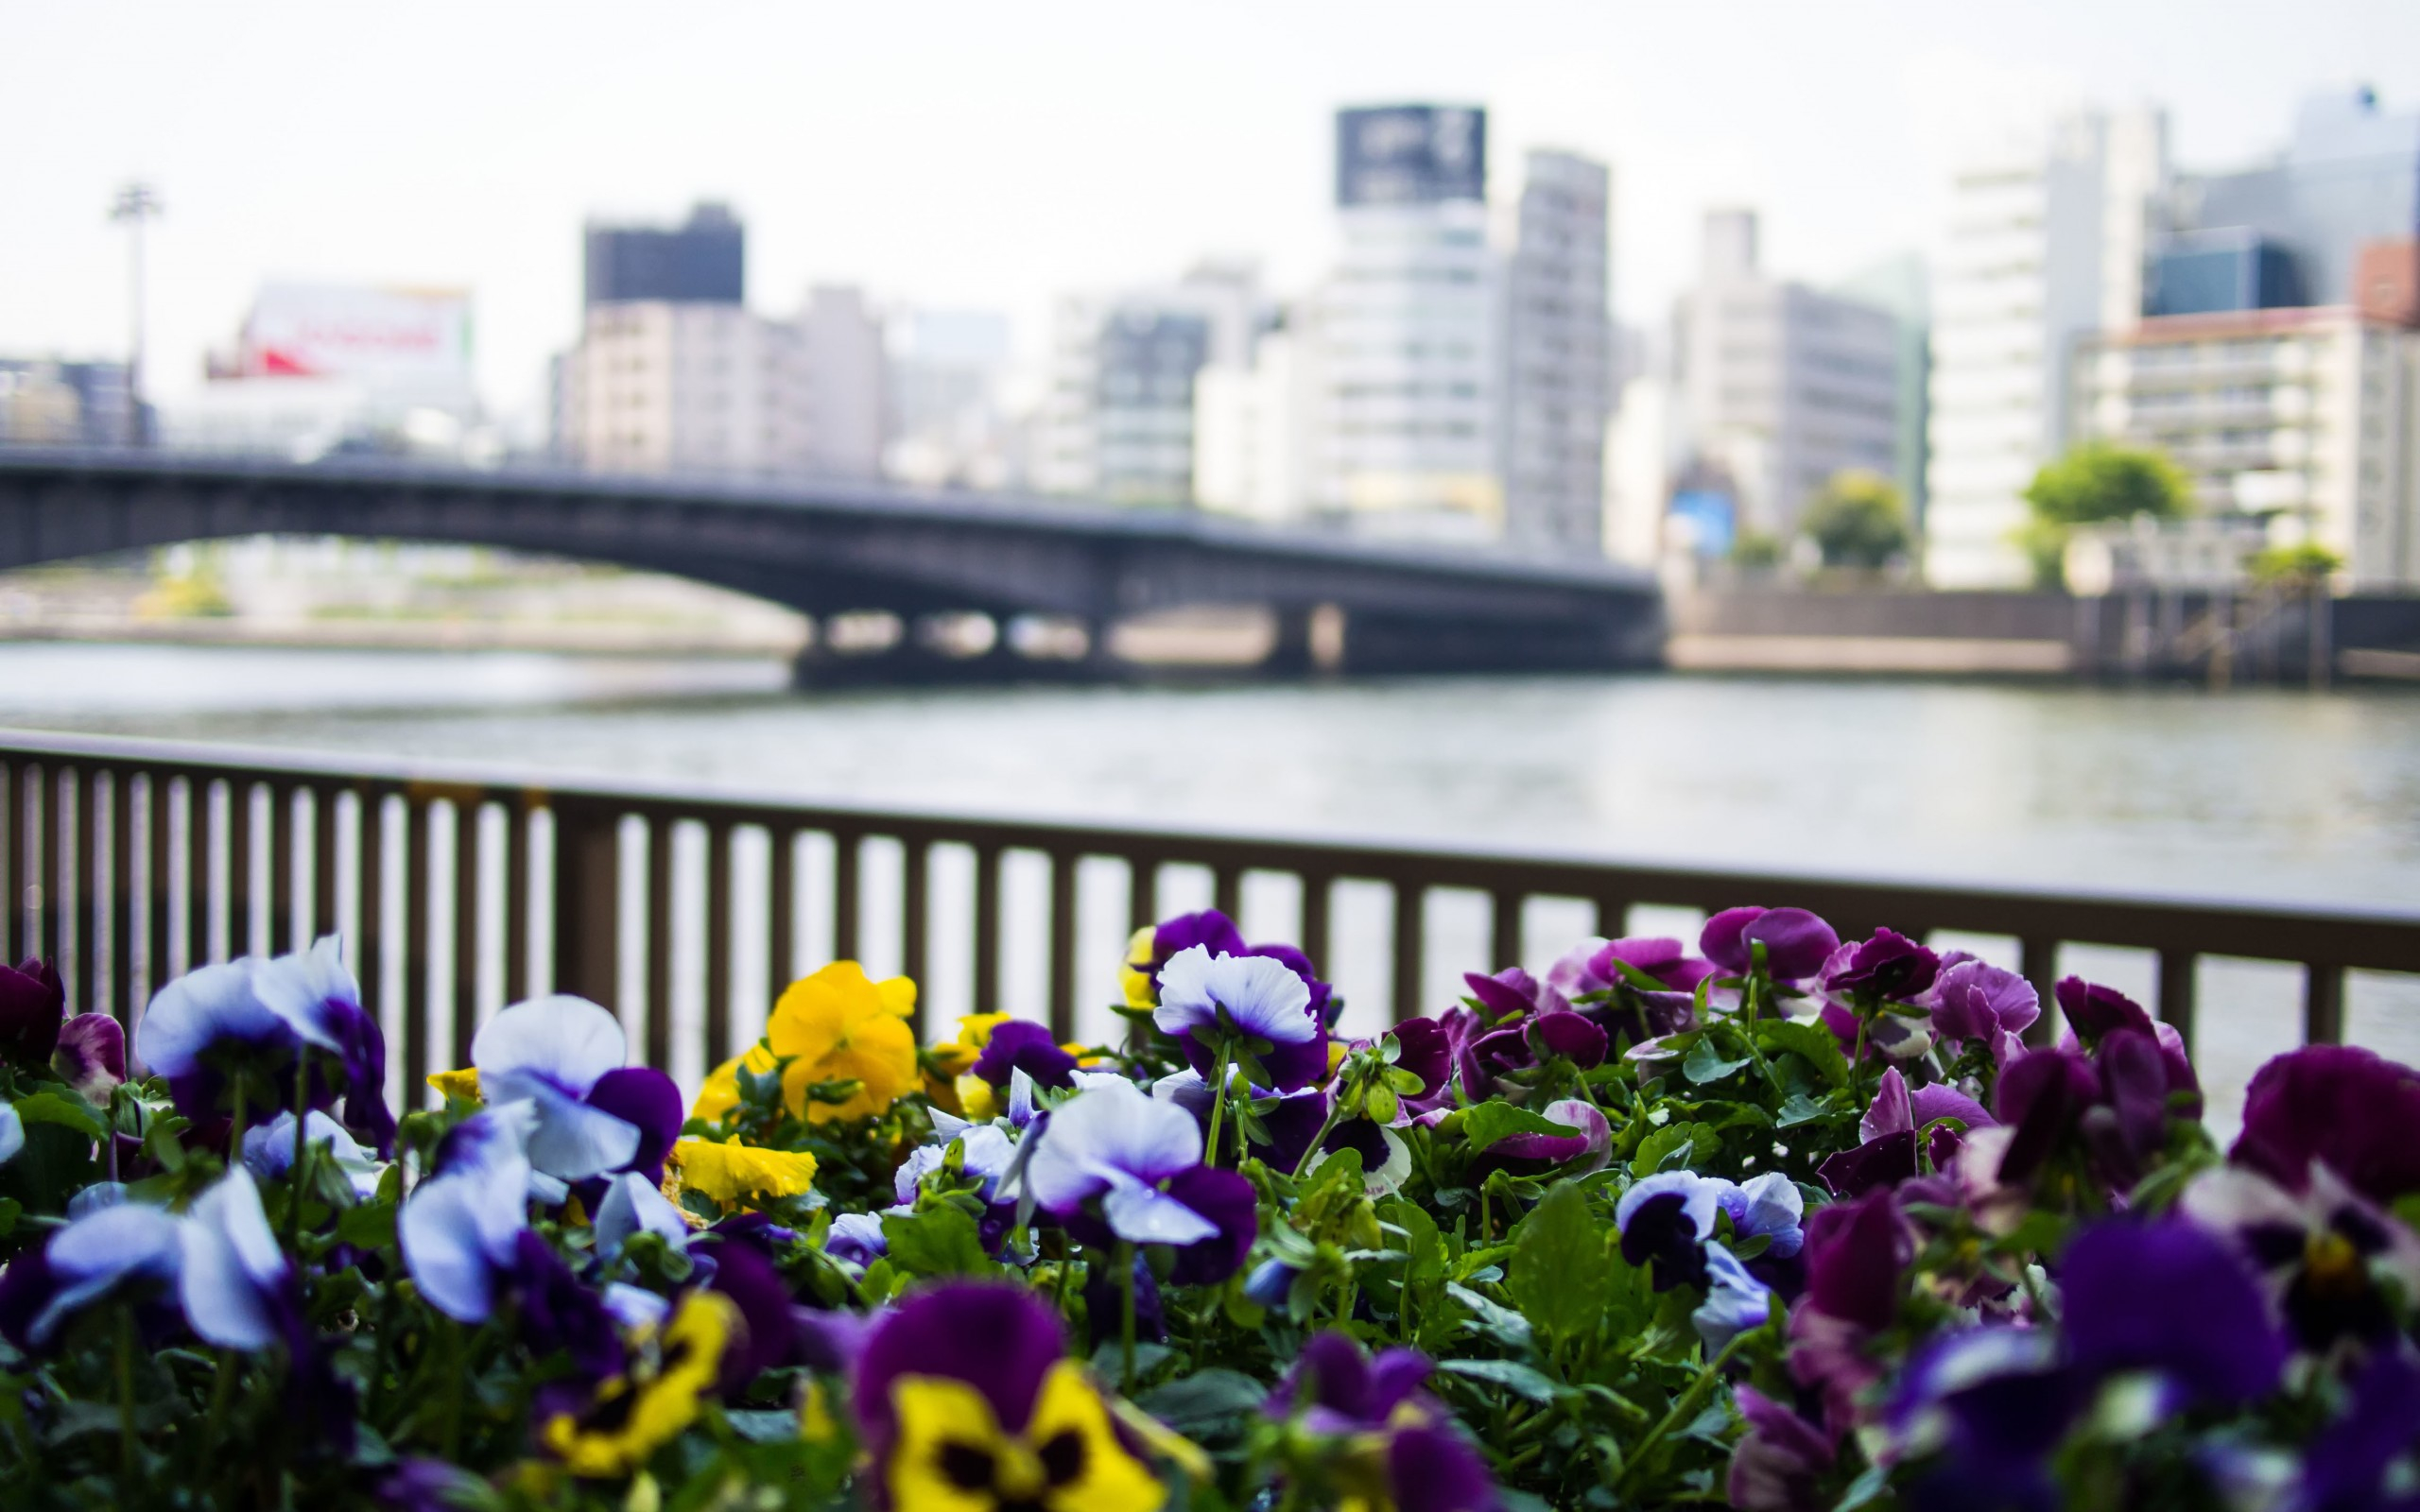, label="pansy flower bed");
[1,902,2416,1510]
